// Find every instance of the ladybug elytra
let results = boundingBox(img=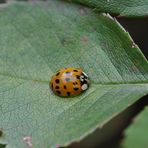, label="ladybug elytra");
[50,68,89,97]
